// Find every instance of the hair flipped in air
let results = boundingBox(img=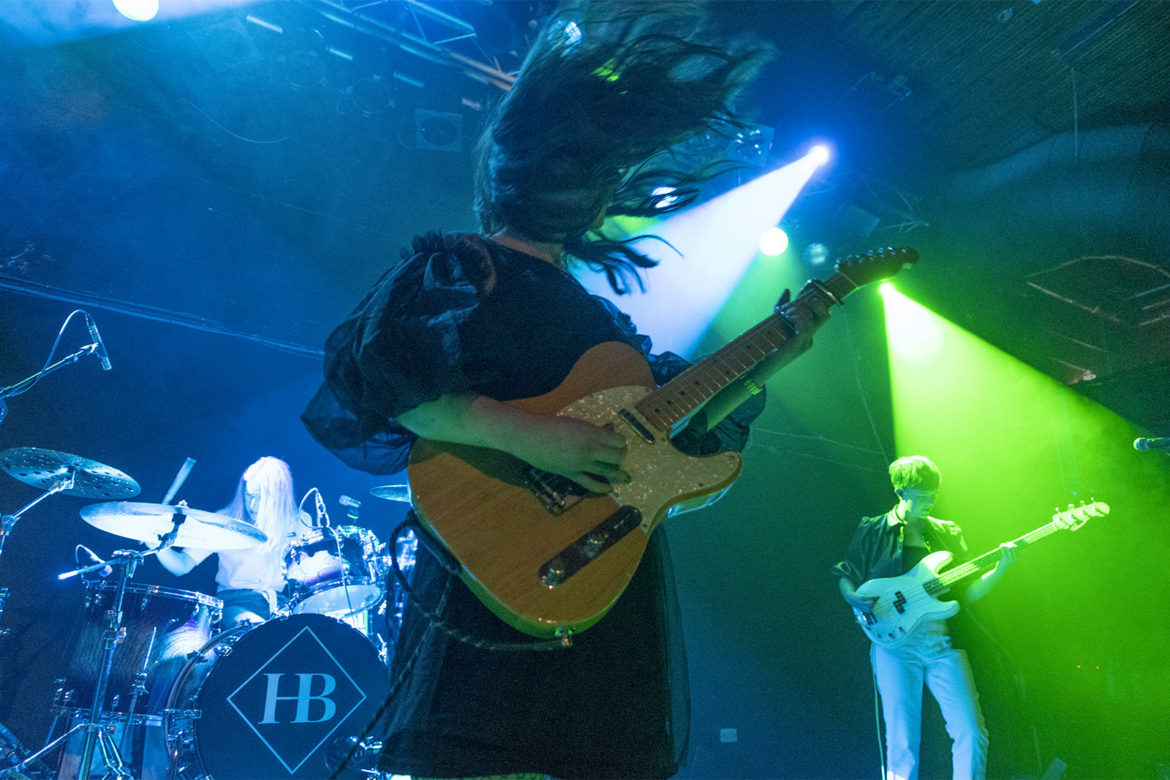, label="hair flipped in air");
[474,0,772,293]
